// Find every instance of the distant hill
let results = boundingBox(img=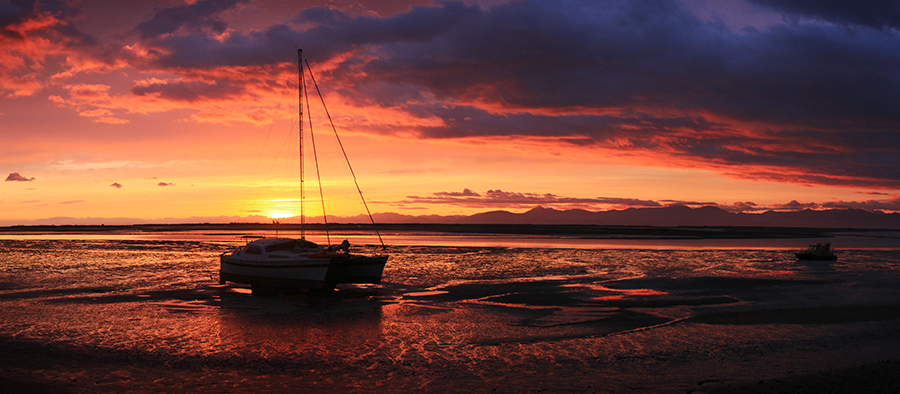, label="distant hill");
[4,206,898,229]
[364,206,900,229]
